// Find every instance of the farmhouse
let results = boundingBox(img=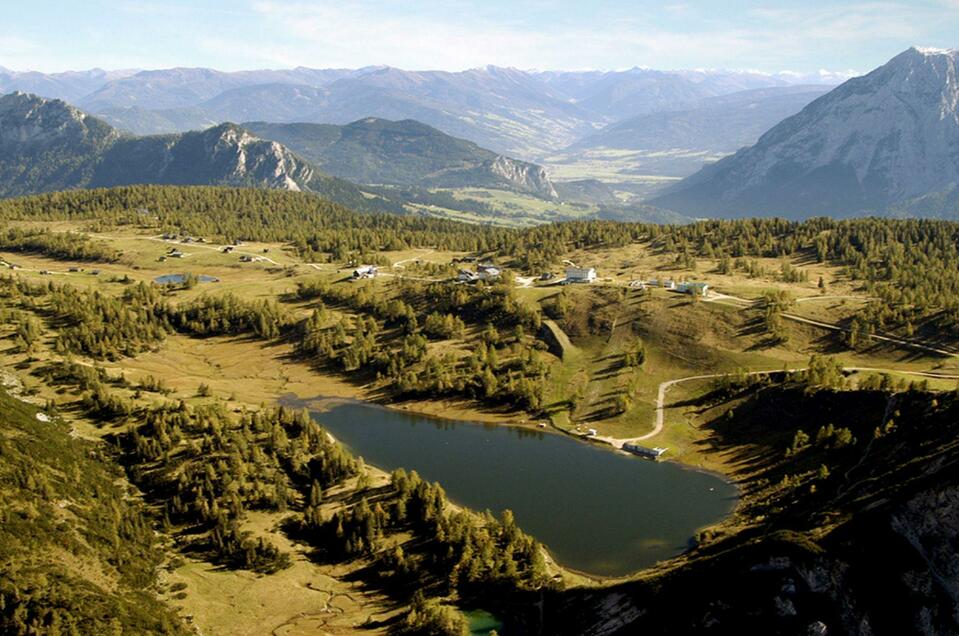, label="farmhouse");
[458,269,480,283]
[478,267,501,280]
[565,267,597,283]
[352,265,378,280]
[677,281,709,296]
